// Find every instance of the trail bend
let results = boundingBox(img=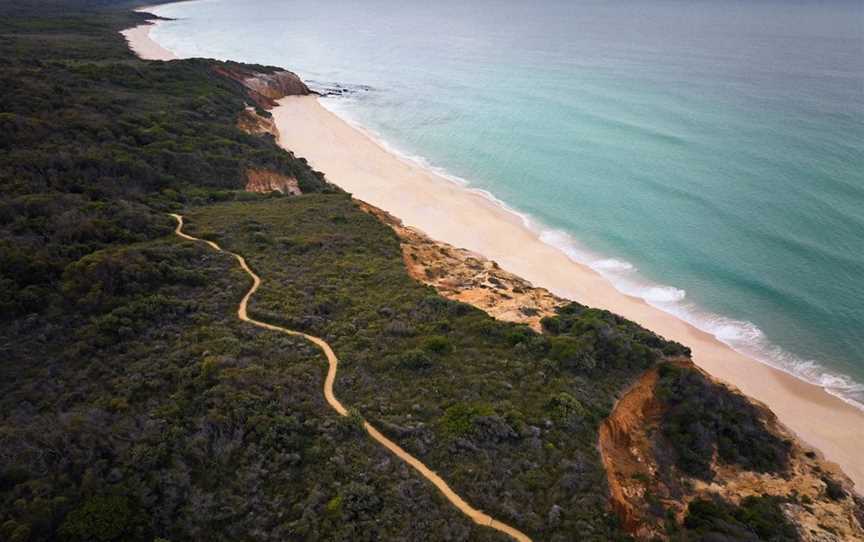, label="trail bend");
[170,213,531,542]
